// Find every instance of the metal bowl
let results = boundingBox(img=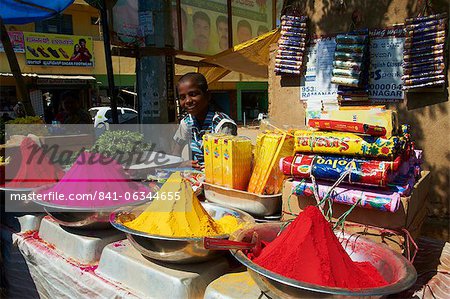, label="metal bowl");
[110,202,255,264]
[33,199,146,230]
[230,223,417,298]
